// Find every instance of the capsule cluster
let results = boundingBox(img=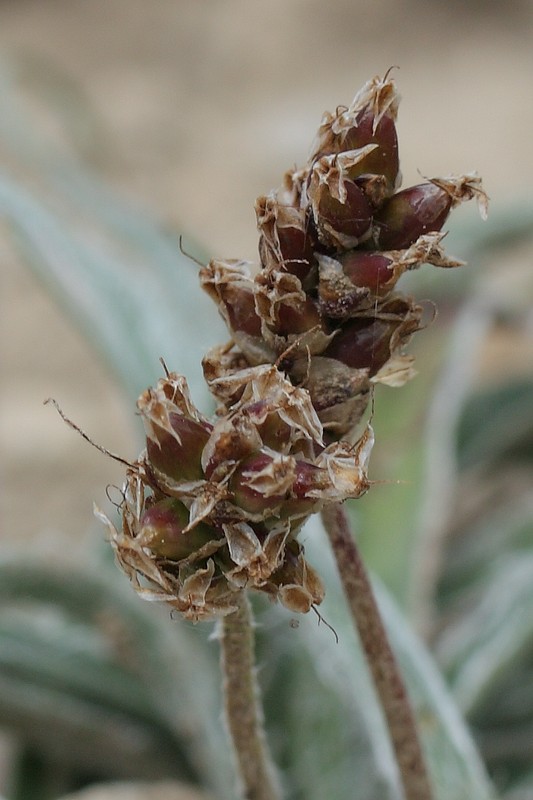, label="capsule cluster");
[99,73,486,621]
[202,74,488,438]
[99,366,372,620]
